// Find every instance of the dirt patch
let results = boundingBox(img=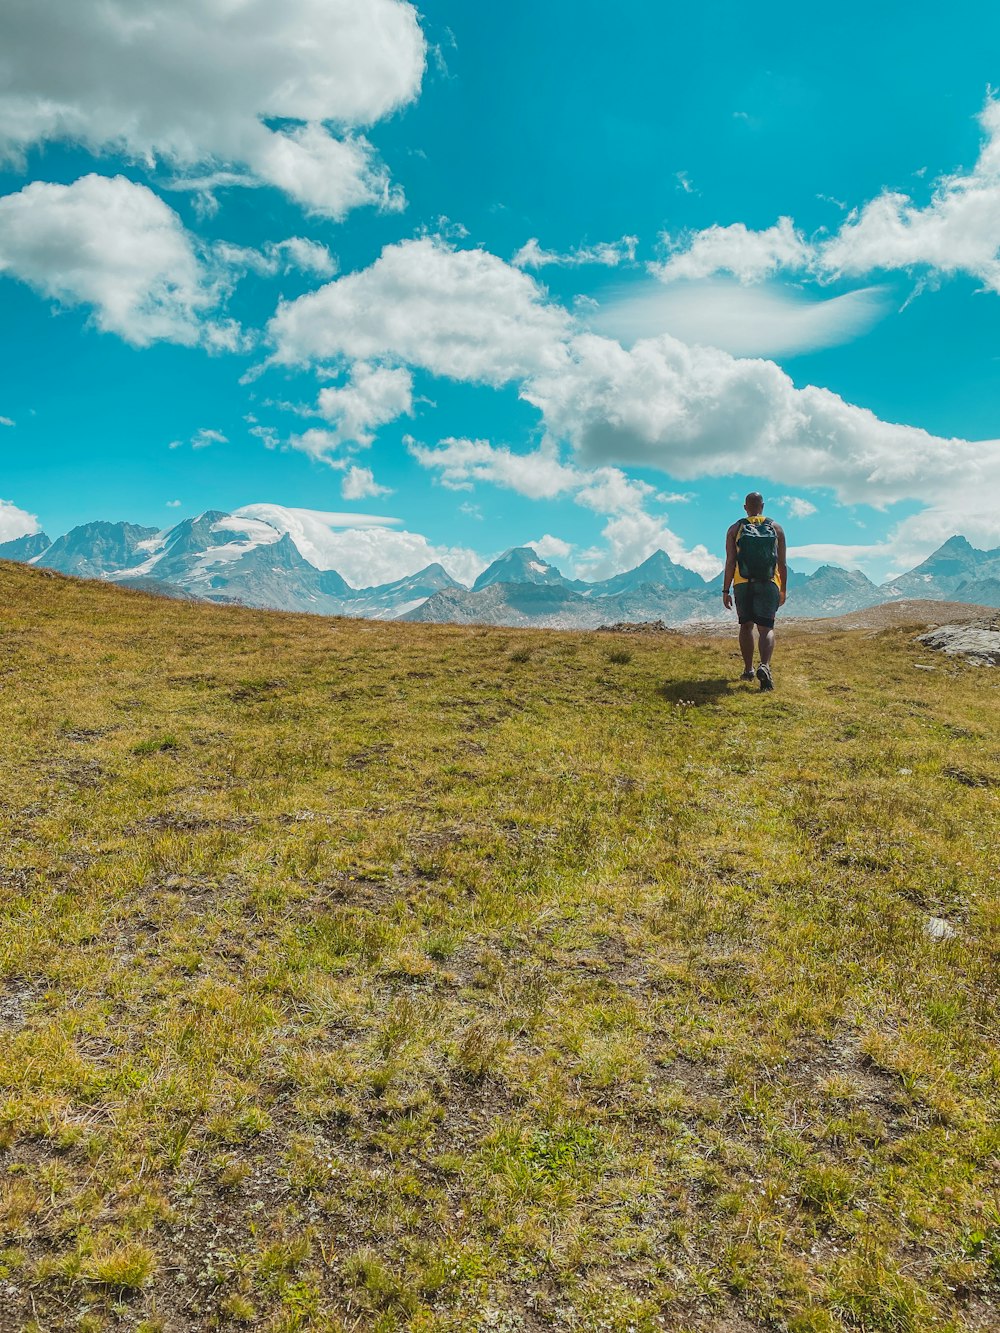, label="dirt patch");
[789,600,999,633]
[345,742,392,770]
[0,977,40,1030]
